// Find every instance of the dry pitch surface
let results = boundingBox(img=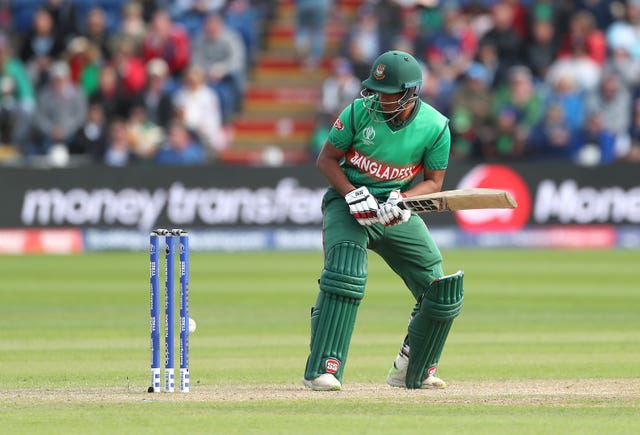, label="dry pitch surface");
[3,379,639,406]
